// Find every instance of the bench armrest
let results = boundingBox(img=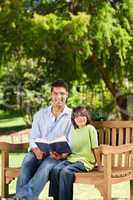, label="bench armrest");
[0,142,29,152]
